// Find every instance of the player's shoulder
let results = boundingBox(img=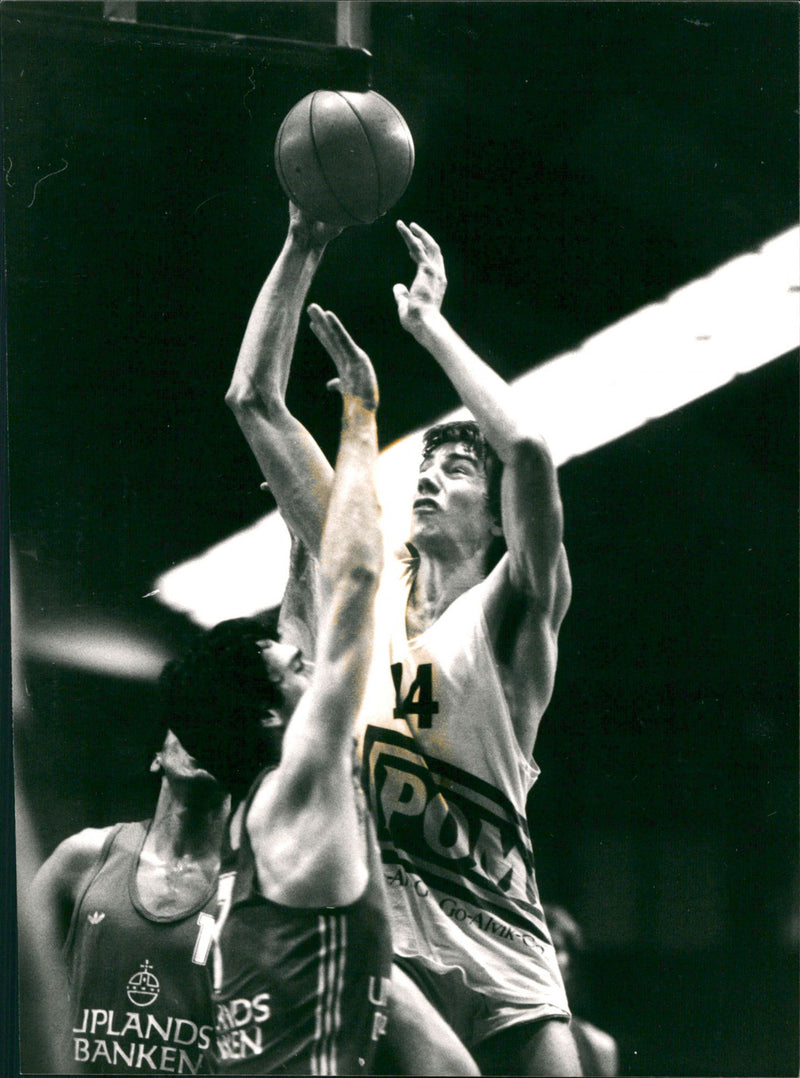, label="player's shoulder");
[62,823,119,854]
[575,1017,619,1074]
[580,1018,617,1049]
[31,823,124,908]
[43,824,121,882]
